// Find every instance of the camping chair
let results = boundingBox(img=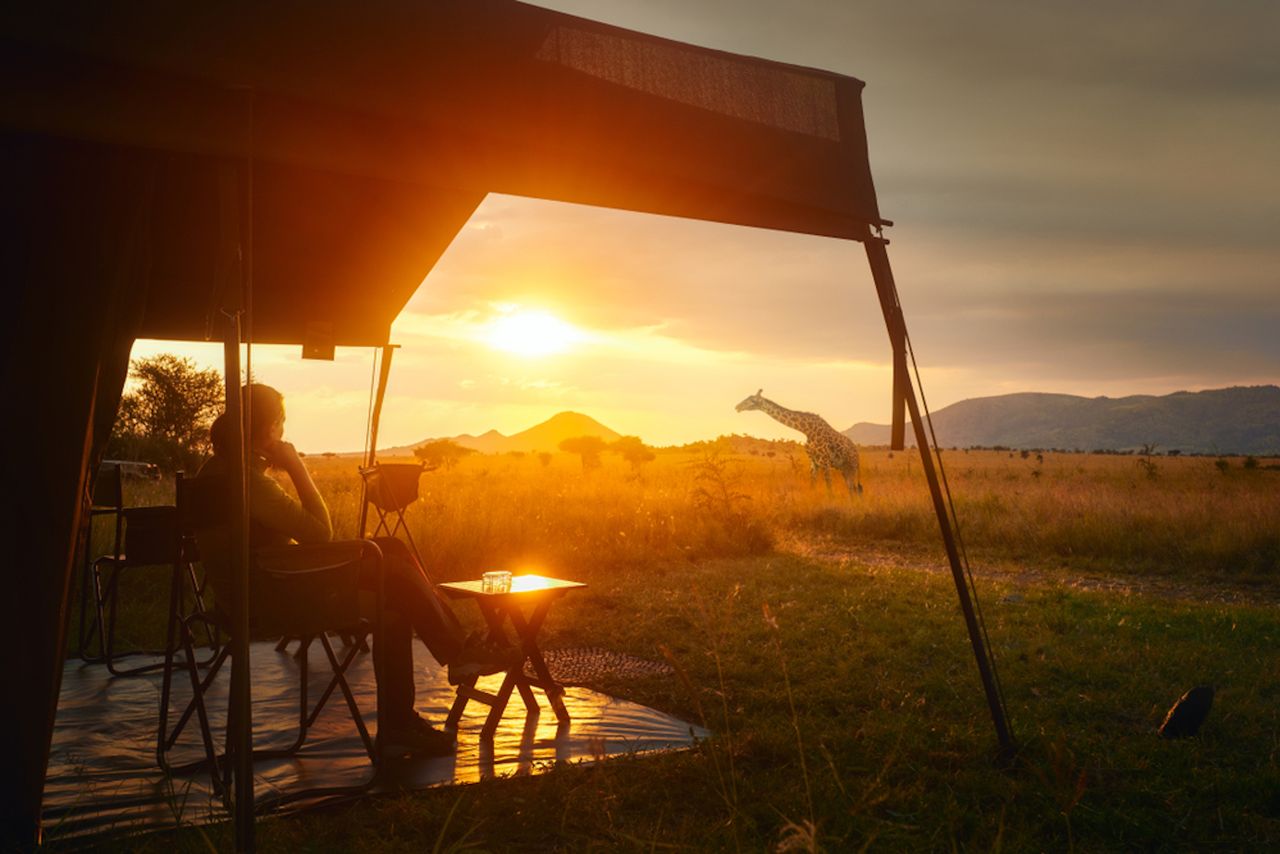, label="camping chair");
[76,462,124,662]
[273,460,432,658]
[83,477,216,677]
[158,474,386,807]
